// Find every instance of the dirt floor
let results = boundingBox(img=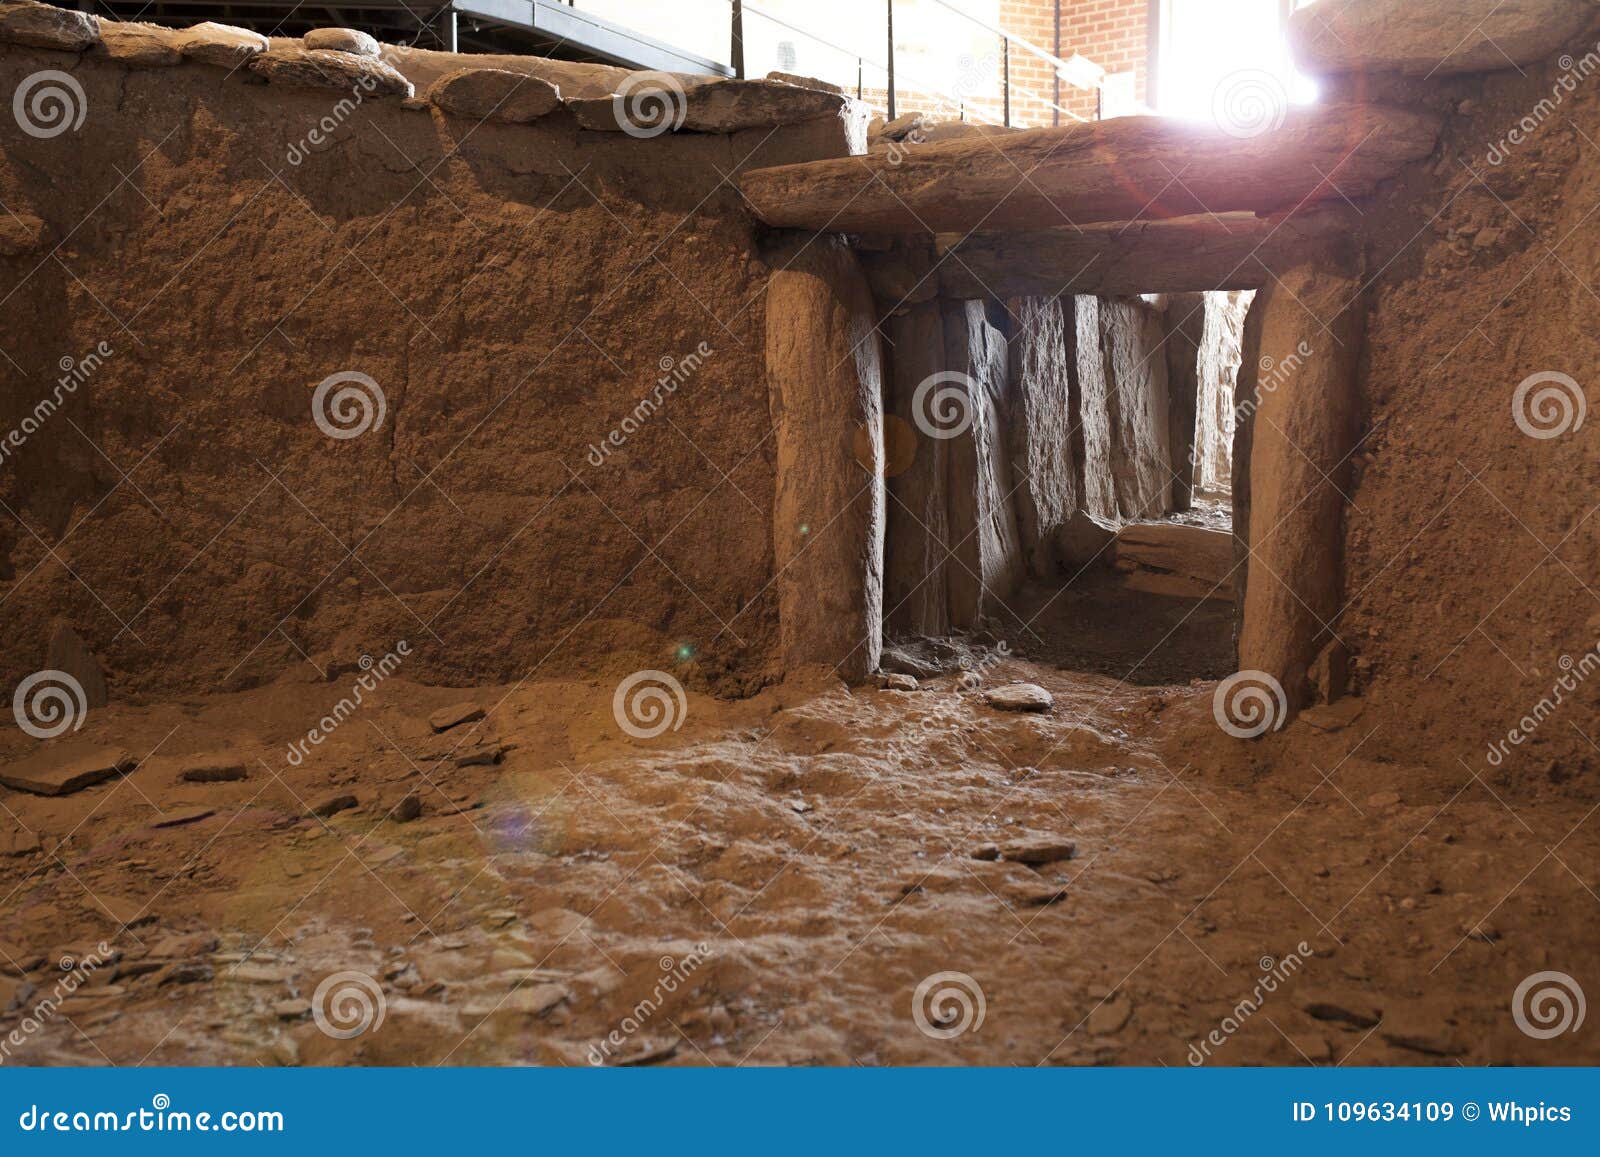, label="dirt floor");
[3,627,1597,1068]
[1007,574,1236,686]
